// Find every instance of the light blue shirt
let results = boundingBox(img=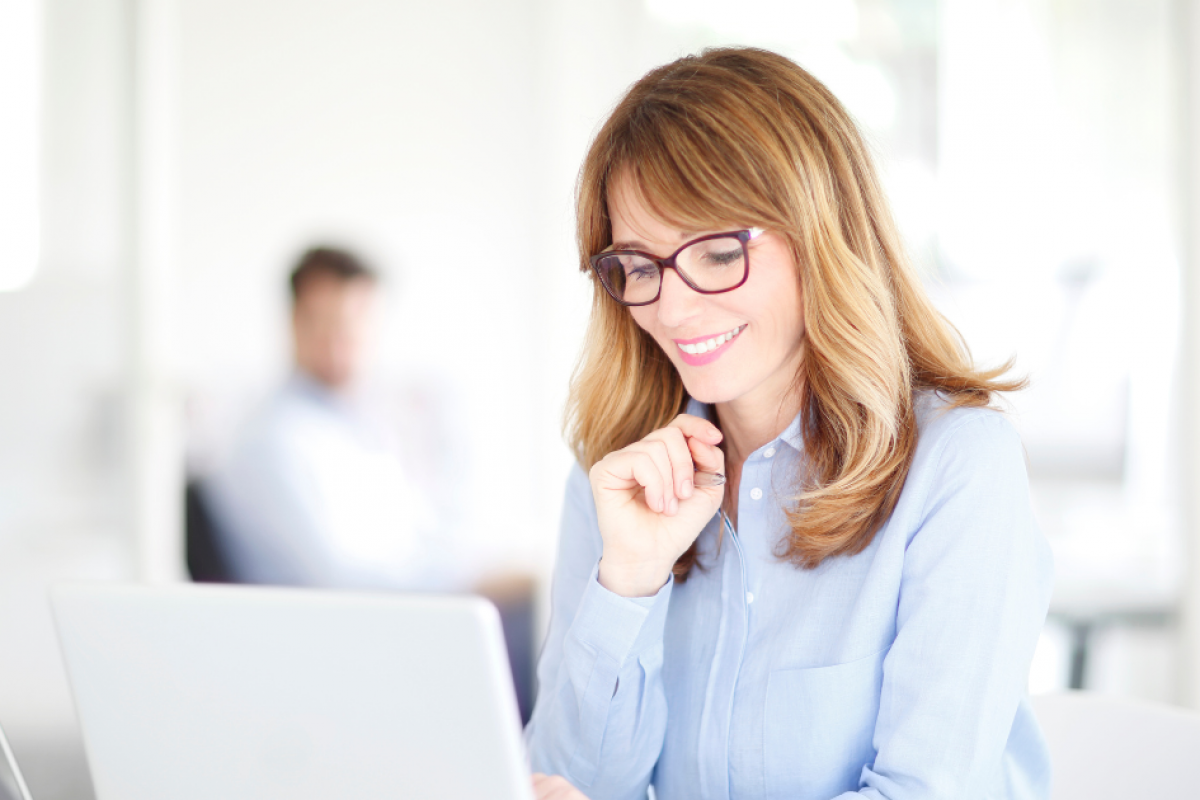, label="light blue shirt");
[204,372,451,590]
[526,393,1053,800]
